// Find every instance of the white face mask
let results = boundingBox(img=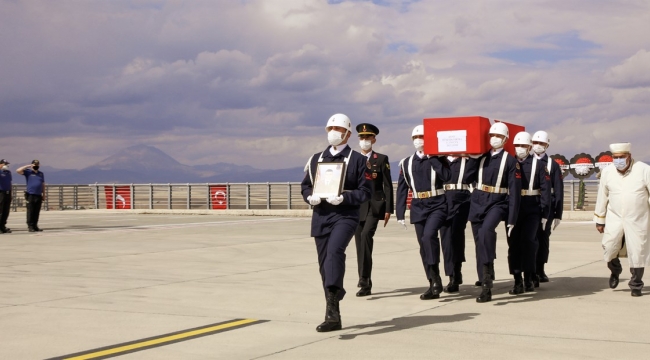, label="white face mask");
[490,136,504,149]
[413,139,424,151]
[515,147,529,159]
[613,158,628,170]
[532,144,546,155]
[328,130,345,146]
[359,139,372,151]
[1,166,7,171]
